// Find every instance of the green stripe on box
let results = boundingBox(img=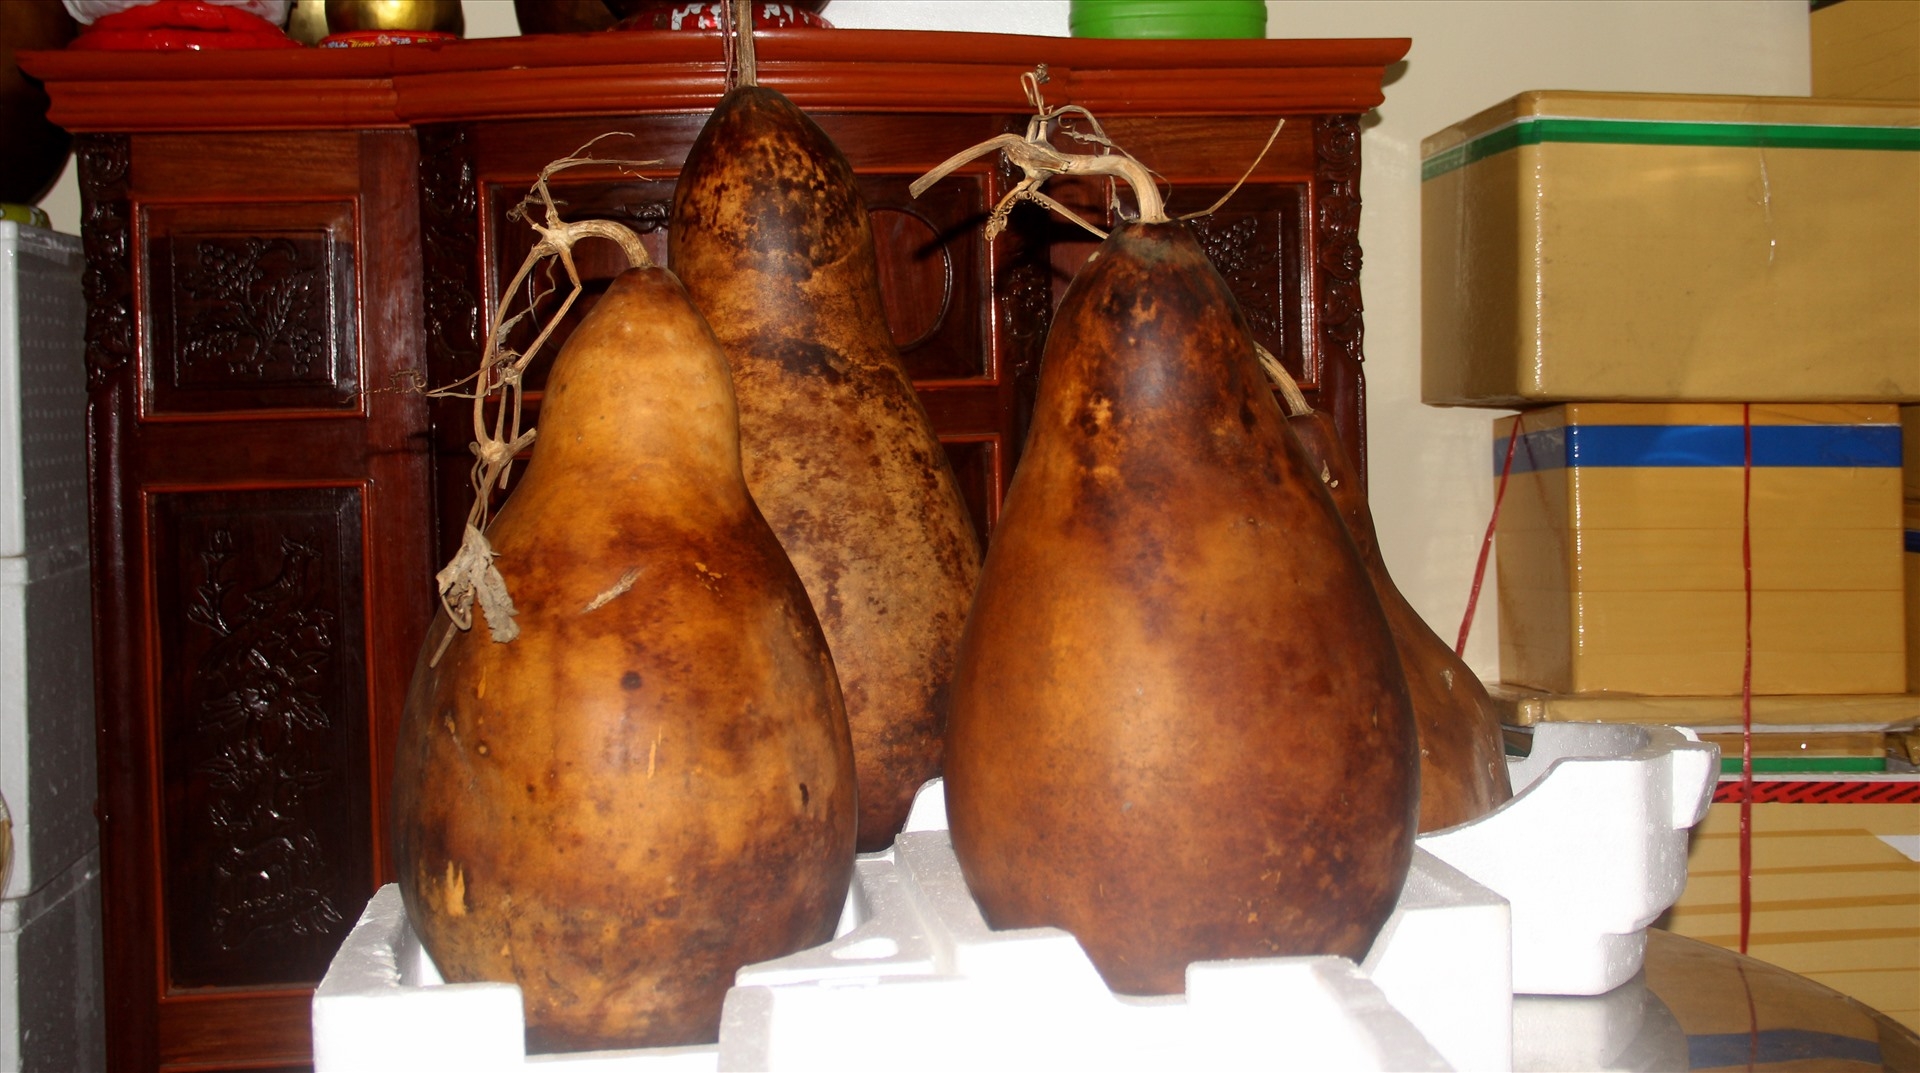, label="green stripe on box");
[1422,117,1920,181]
[1719,756,1888,775]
